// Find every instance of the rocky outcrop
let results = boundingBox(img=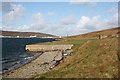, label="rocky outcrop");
[25,44,74,70]
[39,49,73,70]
